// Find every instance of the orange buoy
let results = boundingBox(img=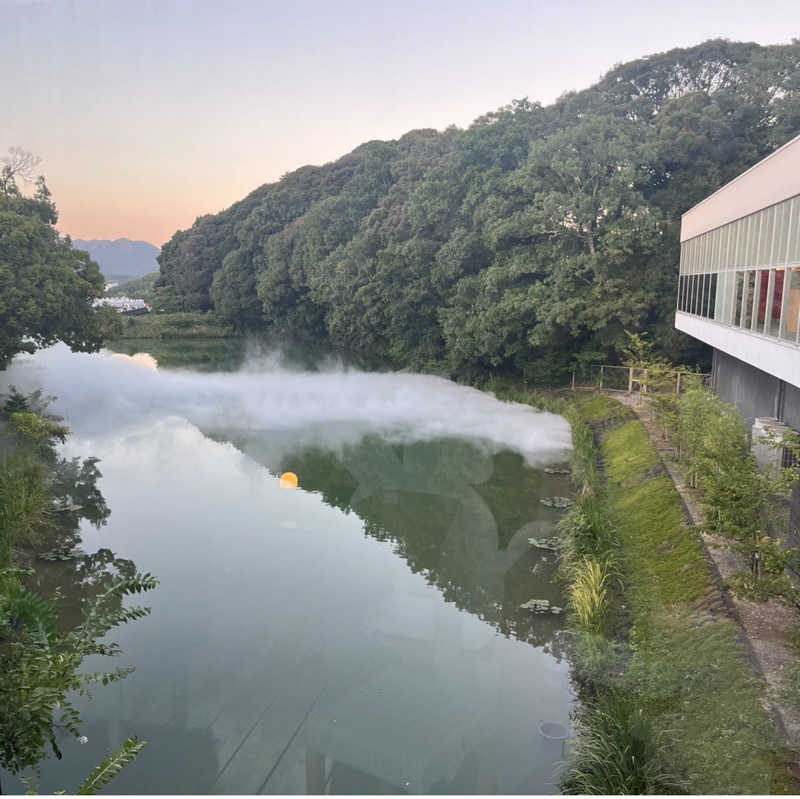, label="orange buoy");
[280,472,298,489]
